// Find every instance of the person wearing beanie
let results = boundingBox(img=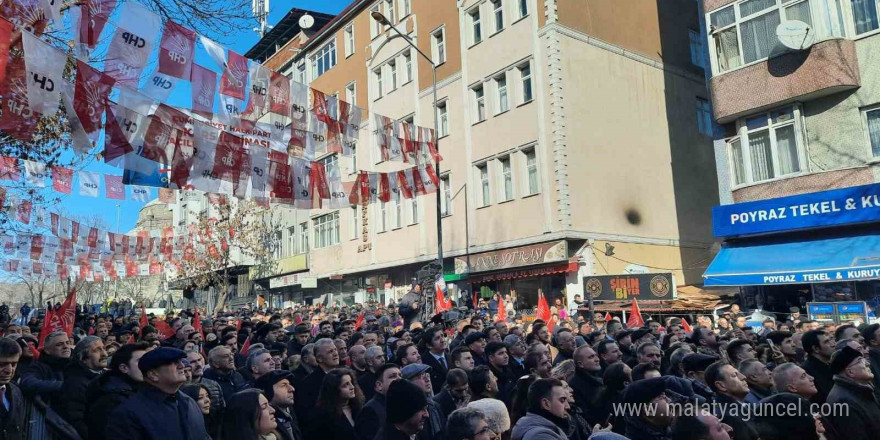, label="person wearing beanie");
[376,379,429,440]
[54,335,108,438]
[621,377,673,440]
[467,398,510,438]
[510,378,569,440]
[255,370,302,440]
[824,346,880,438]
[106,347,210,440]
